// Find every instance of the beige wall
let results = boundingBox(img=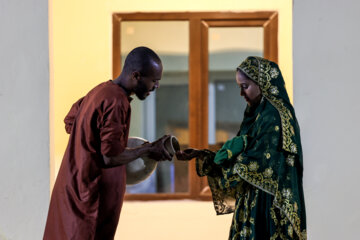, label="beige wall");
[0,0,49,239]
[50,0,292,239]
[293,0,360,239]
